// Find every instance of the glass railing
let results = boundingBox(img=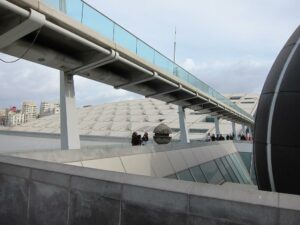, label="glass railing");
[42,0,253,121]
